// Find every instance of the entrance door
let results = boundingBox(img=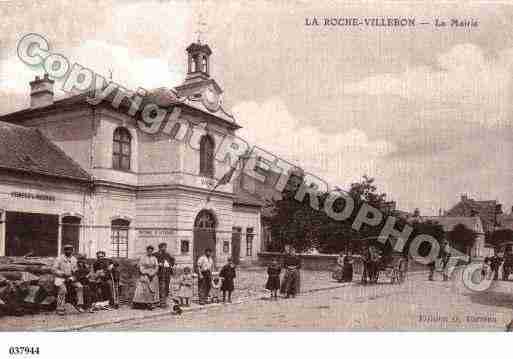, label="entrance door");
[5,211,59,257]
[61,216,81,253]
[231,227,241,265]
[193,211,216,272]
